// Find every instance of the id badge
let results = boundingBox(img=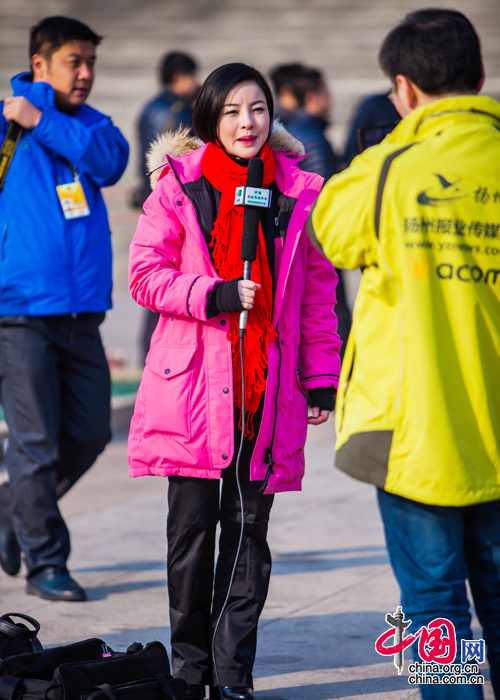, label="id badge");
[56,181,90,219]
